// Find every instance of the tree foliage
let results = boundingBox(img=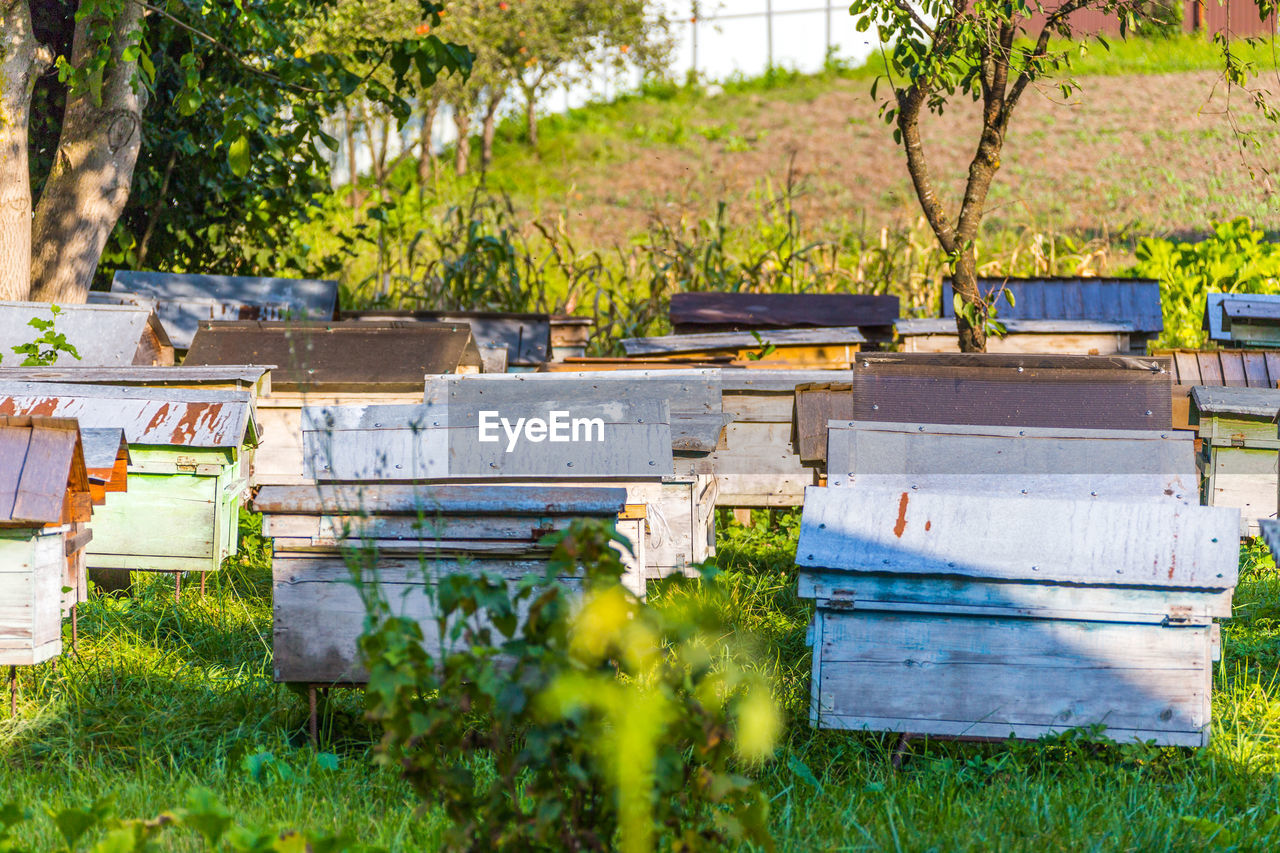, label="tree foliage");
[853,0,1166,351]
[13,0,471,301]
